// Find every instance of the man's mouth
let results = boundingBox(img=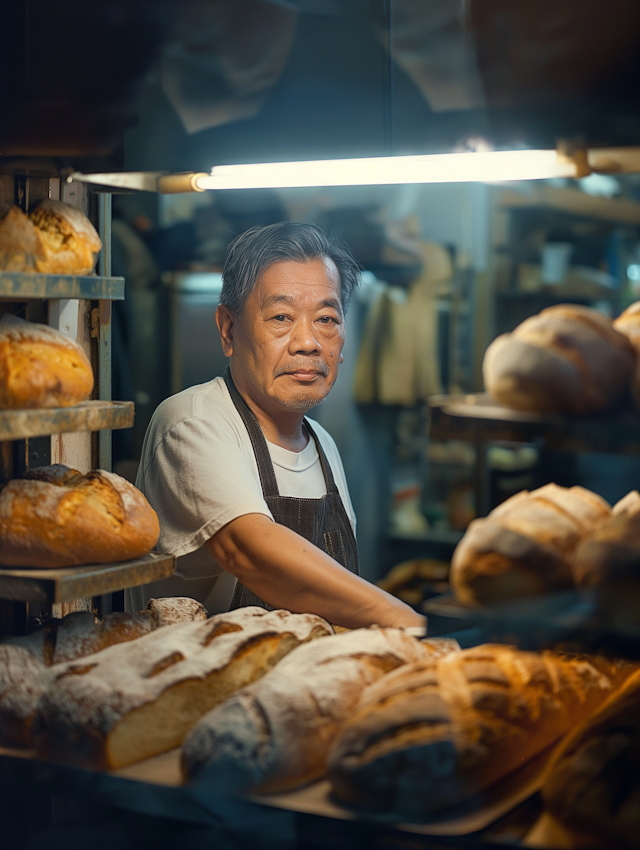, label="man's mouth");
[285,370,323,382]
[274,363,330,382]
